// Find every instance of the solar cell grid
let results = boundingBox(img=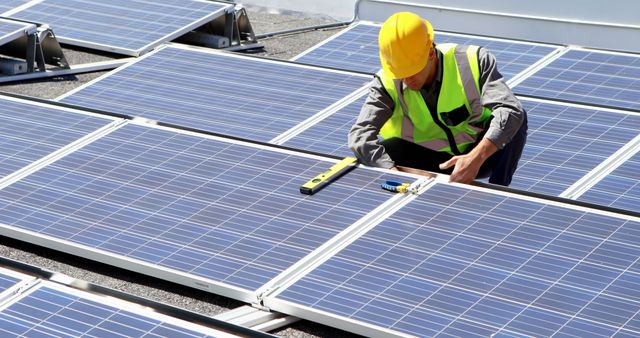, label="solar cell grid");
[0,97,115,179]
[8,0,228,55]
[0,1,28,14]
[0,283,220,337]
[272,183,640,337]
[294,23,558,81]
[510,99,640,196]
[578,151,640,212]
[515,49,640,110]
[60,45,370,143]
[0,123,408,294]
[282,93,367,157]
[0,270,22,294]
